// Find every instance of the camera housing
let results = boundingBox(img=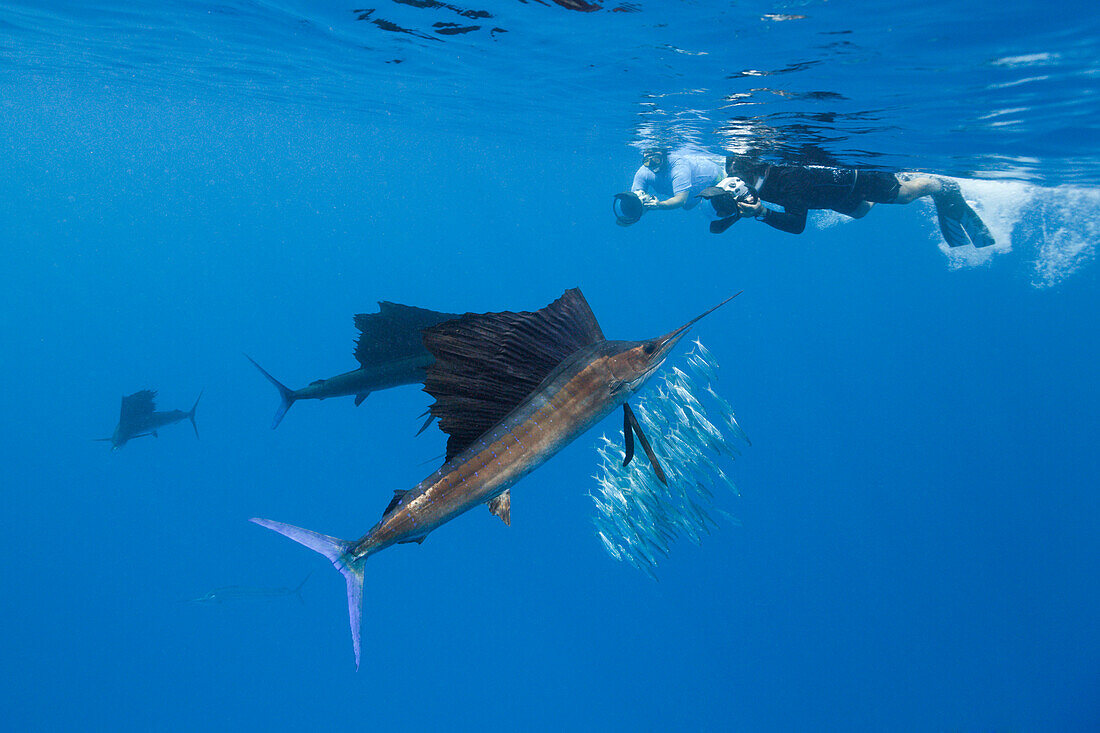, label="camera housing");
[696,177,758,233]
[613,191,646,226]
